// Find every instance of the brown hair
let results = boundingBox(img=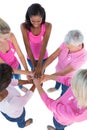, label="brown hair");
[0,63,13,92]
